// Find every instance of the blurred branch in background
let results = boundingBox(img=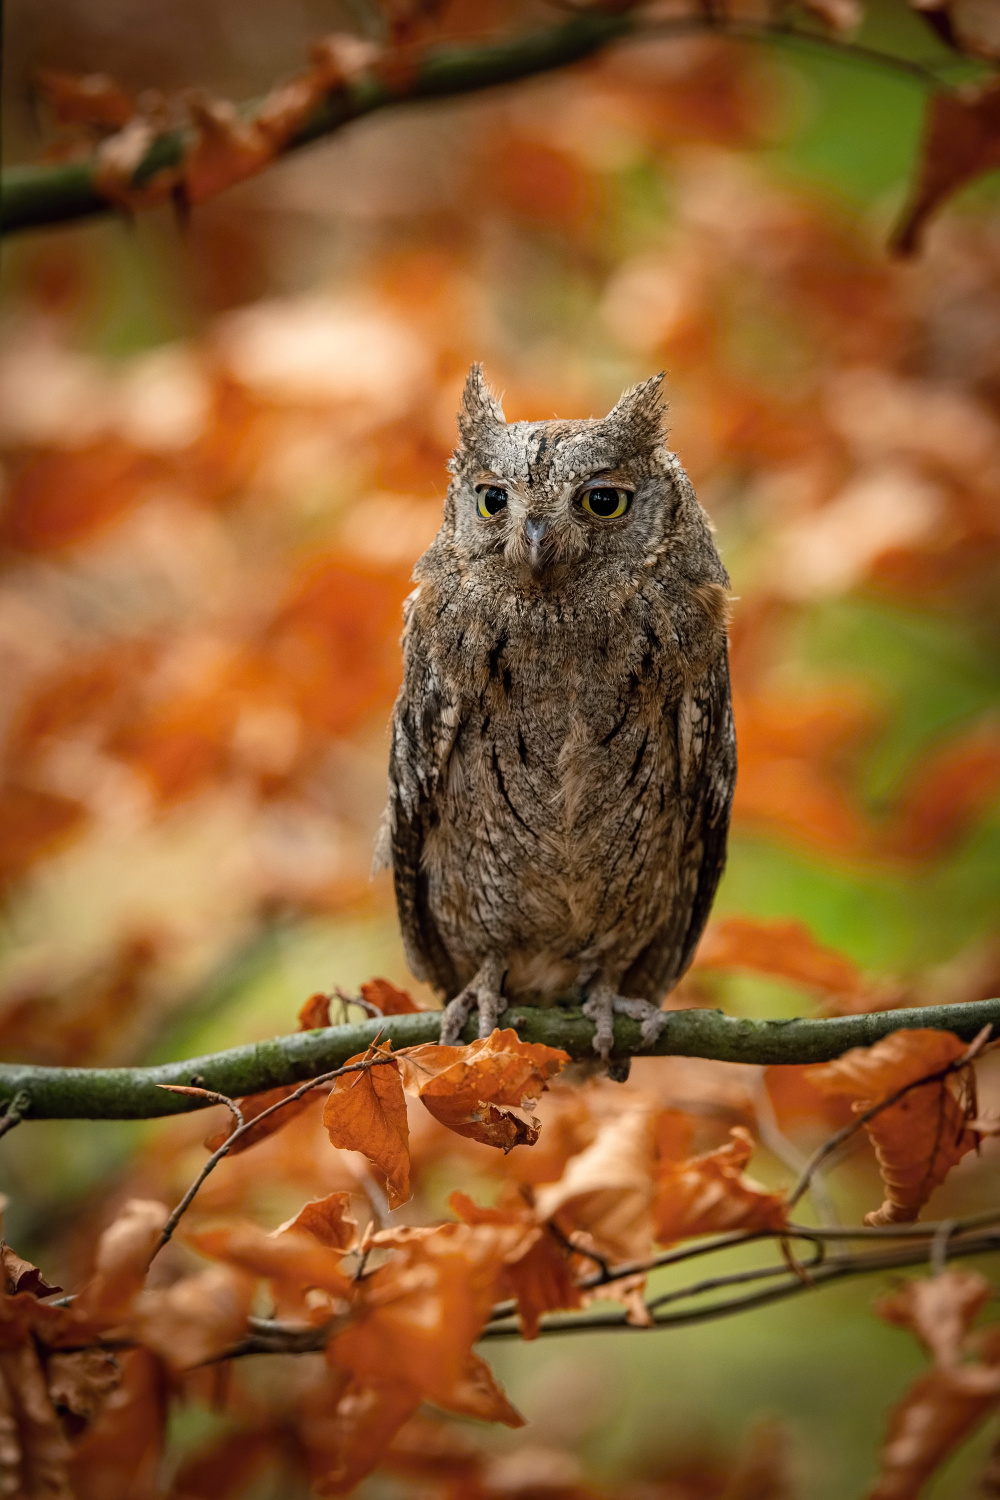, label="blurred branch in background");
[3,0,1000,250]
